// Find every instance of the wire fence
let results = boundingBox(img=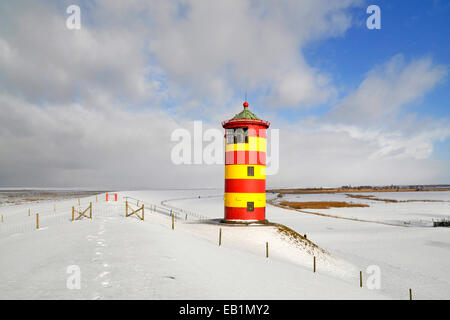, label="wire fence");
[0,194,215,237]
[159,195,221,221]
[0,200,125,236]
[124,195,210,221]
